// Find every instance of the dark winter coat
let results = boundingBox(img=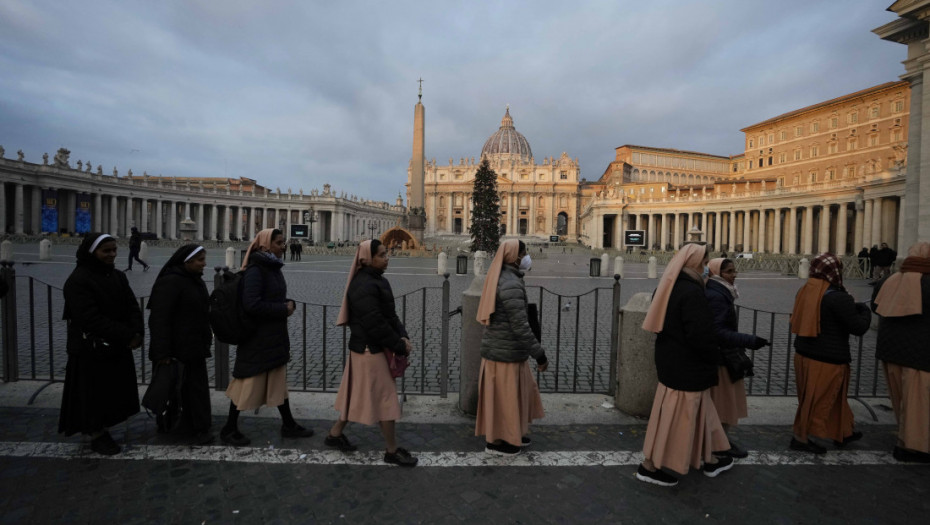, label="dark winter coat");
[877,247,897,267]
[147,266,212,363]
[479,265,546,363]
[346,266,408,355]
[793,286,871,365]
[654,272,719,391]
[232,252,291,378]
[872,274,930,373]
[129,231,142,252]
[63,261,145,355]
[704,279,755,365]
